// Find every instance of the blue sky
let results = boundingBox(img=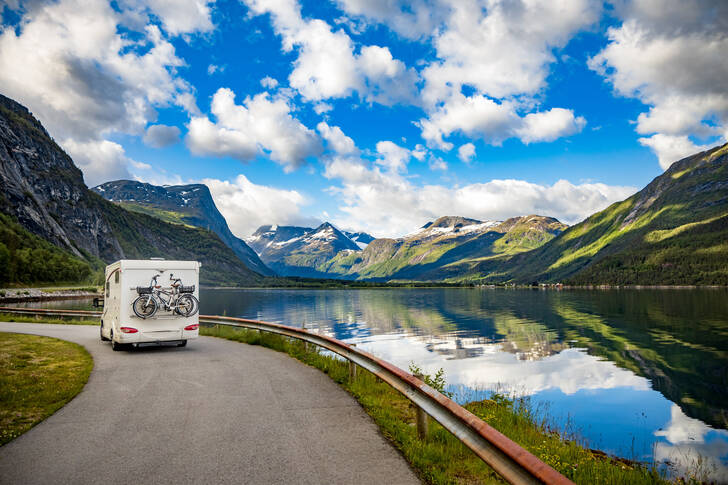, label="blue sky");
[1,0,726,237]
